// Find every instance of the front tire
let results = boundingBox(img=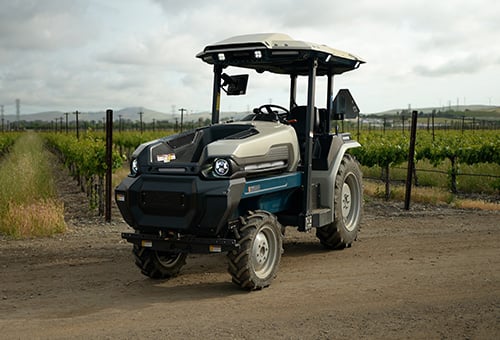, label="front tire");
[228,210,283,290]
[316,154,363,249]
[133,245,187,279]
